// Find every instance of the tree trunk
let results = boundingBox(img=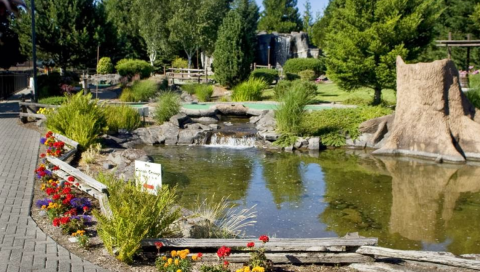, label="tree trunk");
[370,57,480,162]
[373,86,382,105]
